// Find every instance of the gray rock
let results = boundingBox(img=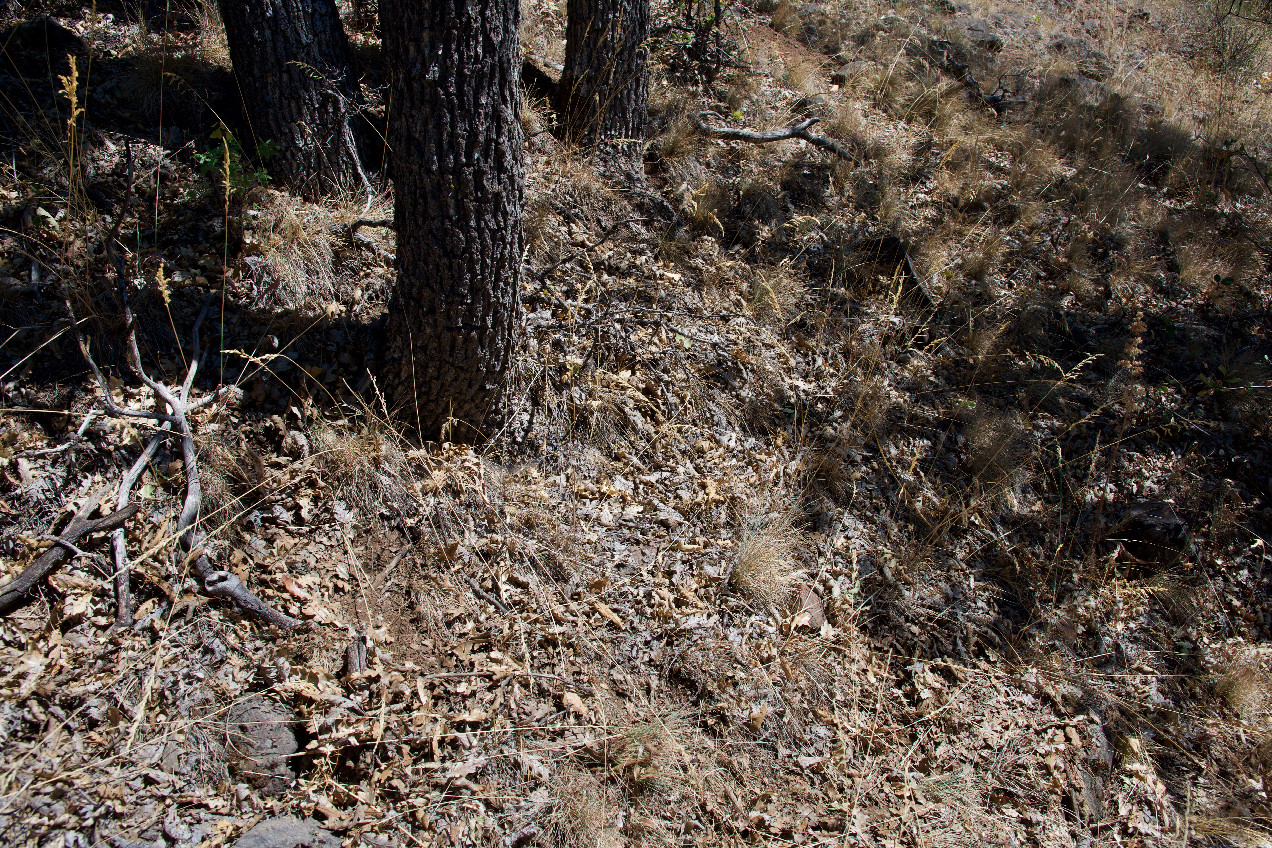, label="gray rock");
[831,61,870,87]
[231,817,341,848]
[1110,501,1193,569]
[4,16,88,58]
[793,94,834,117]
[1048,34,1112,80]
[224,697,299,796]
[962,18,1003,53]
